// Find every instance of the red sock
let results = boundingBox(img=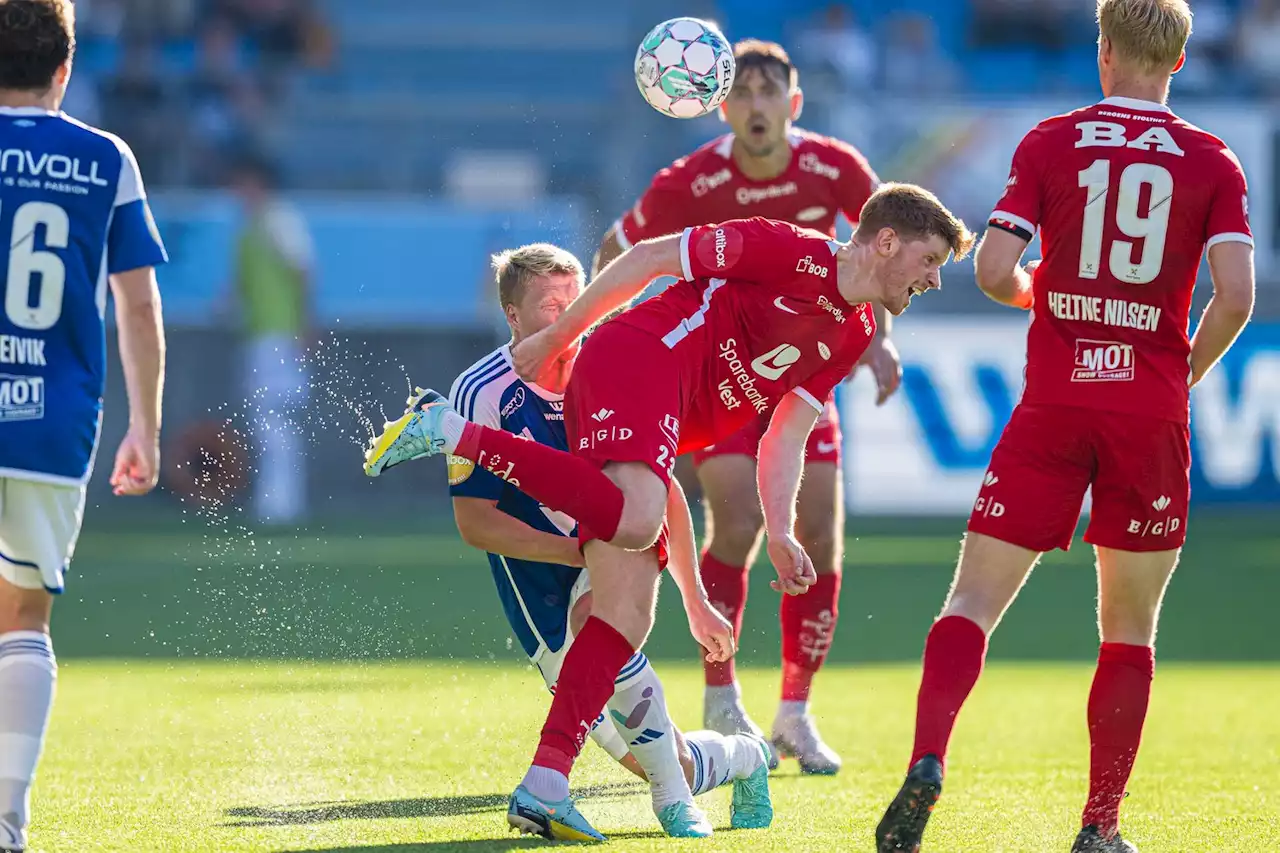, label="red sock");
[1082,643,1155,835]
[700,554,748,687]
[532,617,636,776]
[456,422,625,541]
[910,615,988,768]
[779,571,841,702]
